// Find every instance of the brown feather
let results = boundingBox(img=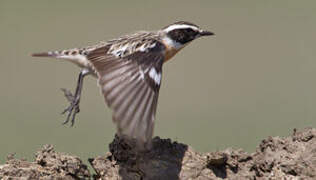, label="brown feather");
[86,35,165,150]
